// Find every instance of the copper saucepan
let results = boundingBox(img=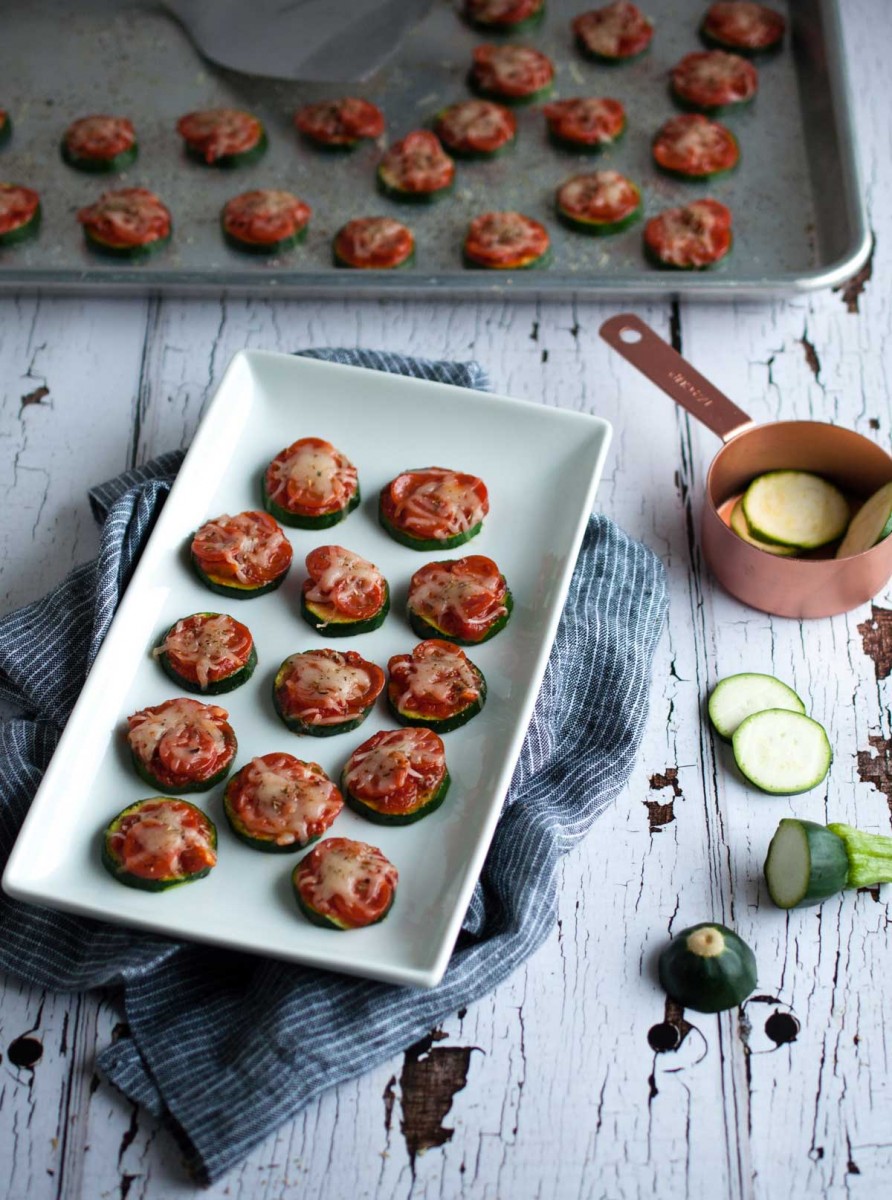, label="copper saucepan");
[600,313,892,619]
